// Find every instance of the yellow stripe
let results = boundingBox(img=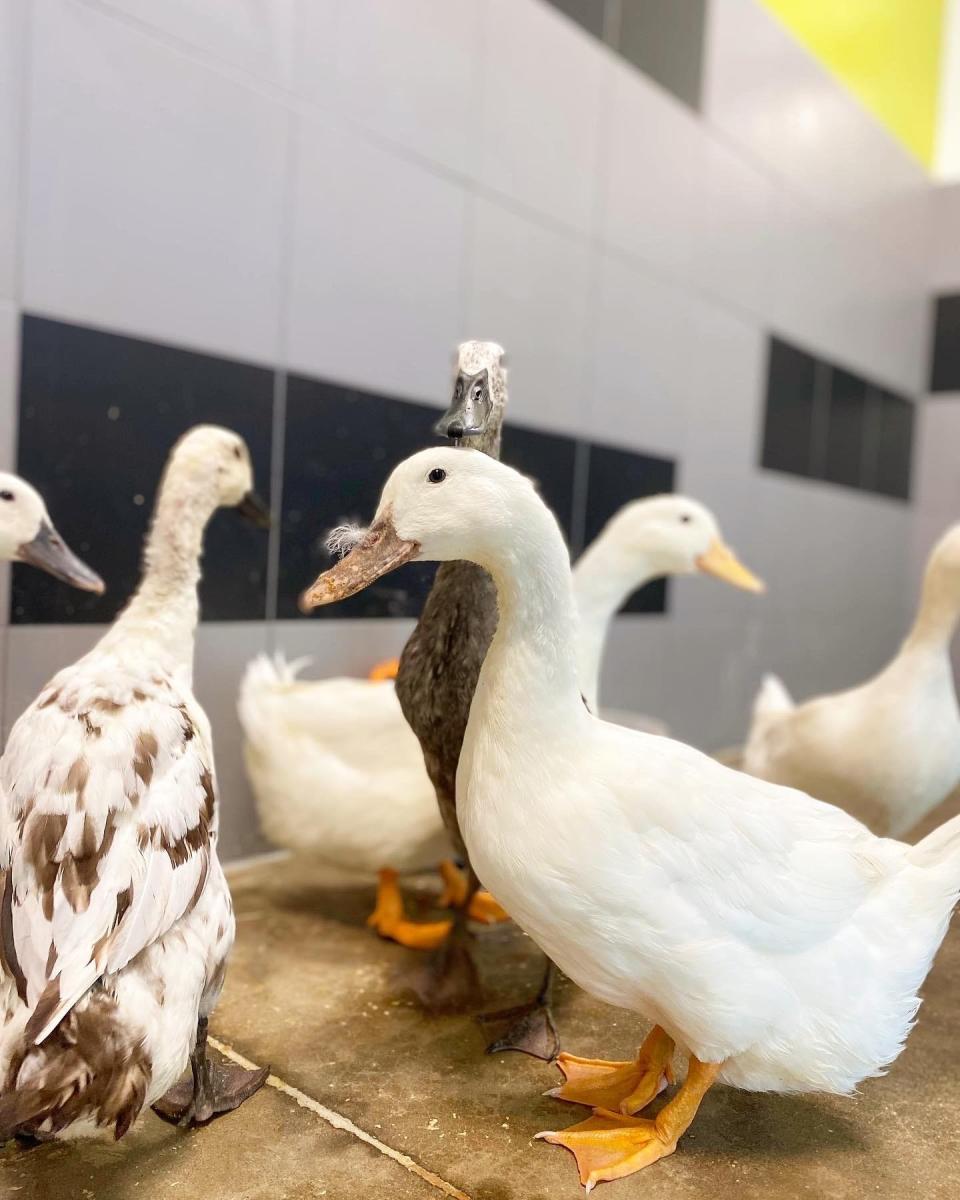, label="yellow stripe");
[759,0,946,166]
